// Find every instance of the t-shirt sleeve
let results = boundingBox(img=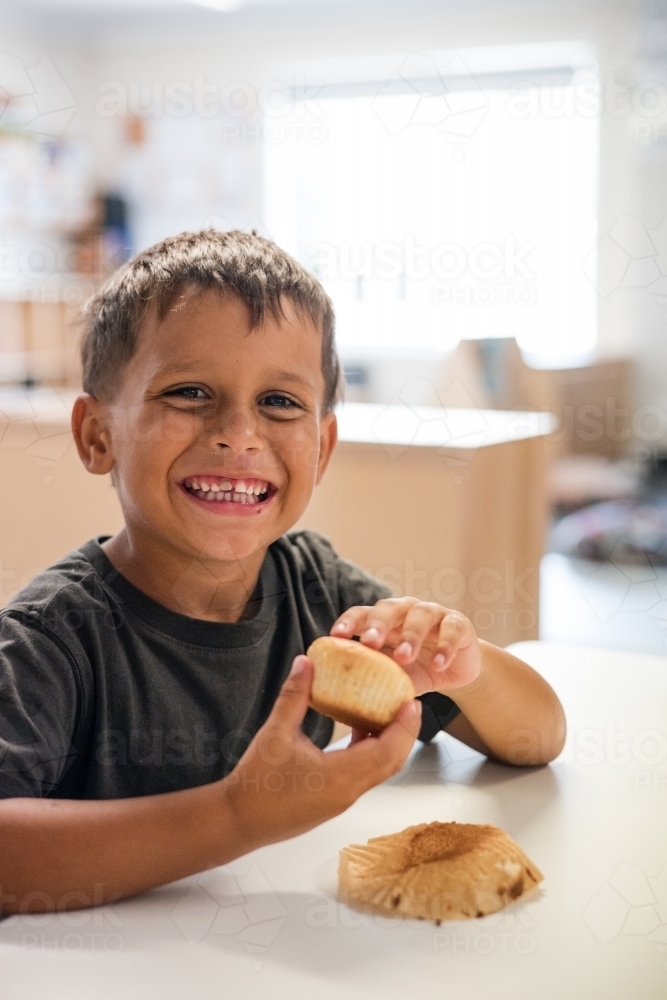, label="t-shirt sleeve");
[334,553,394,614]
[284,529,393,618]
[0,613,81,798]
